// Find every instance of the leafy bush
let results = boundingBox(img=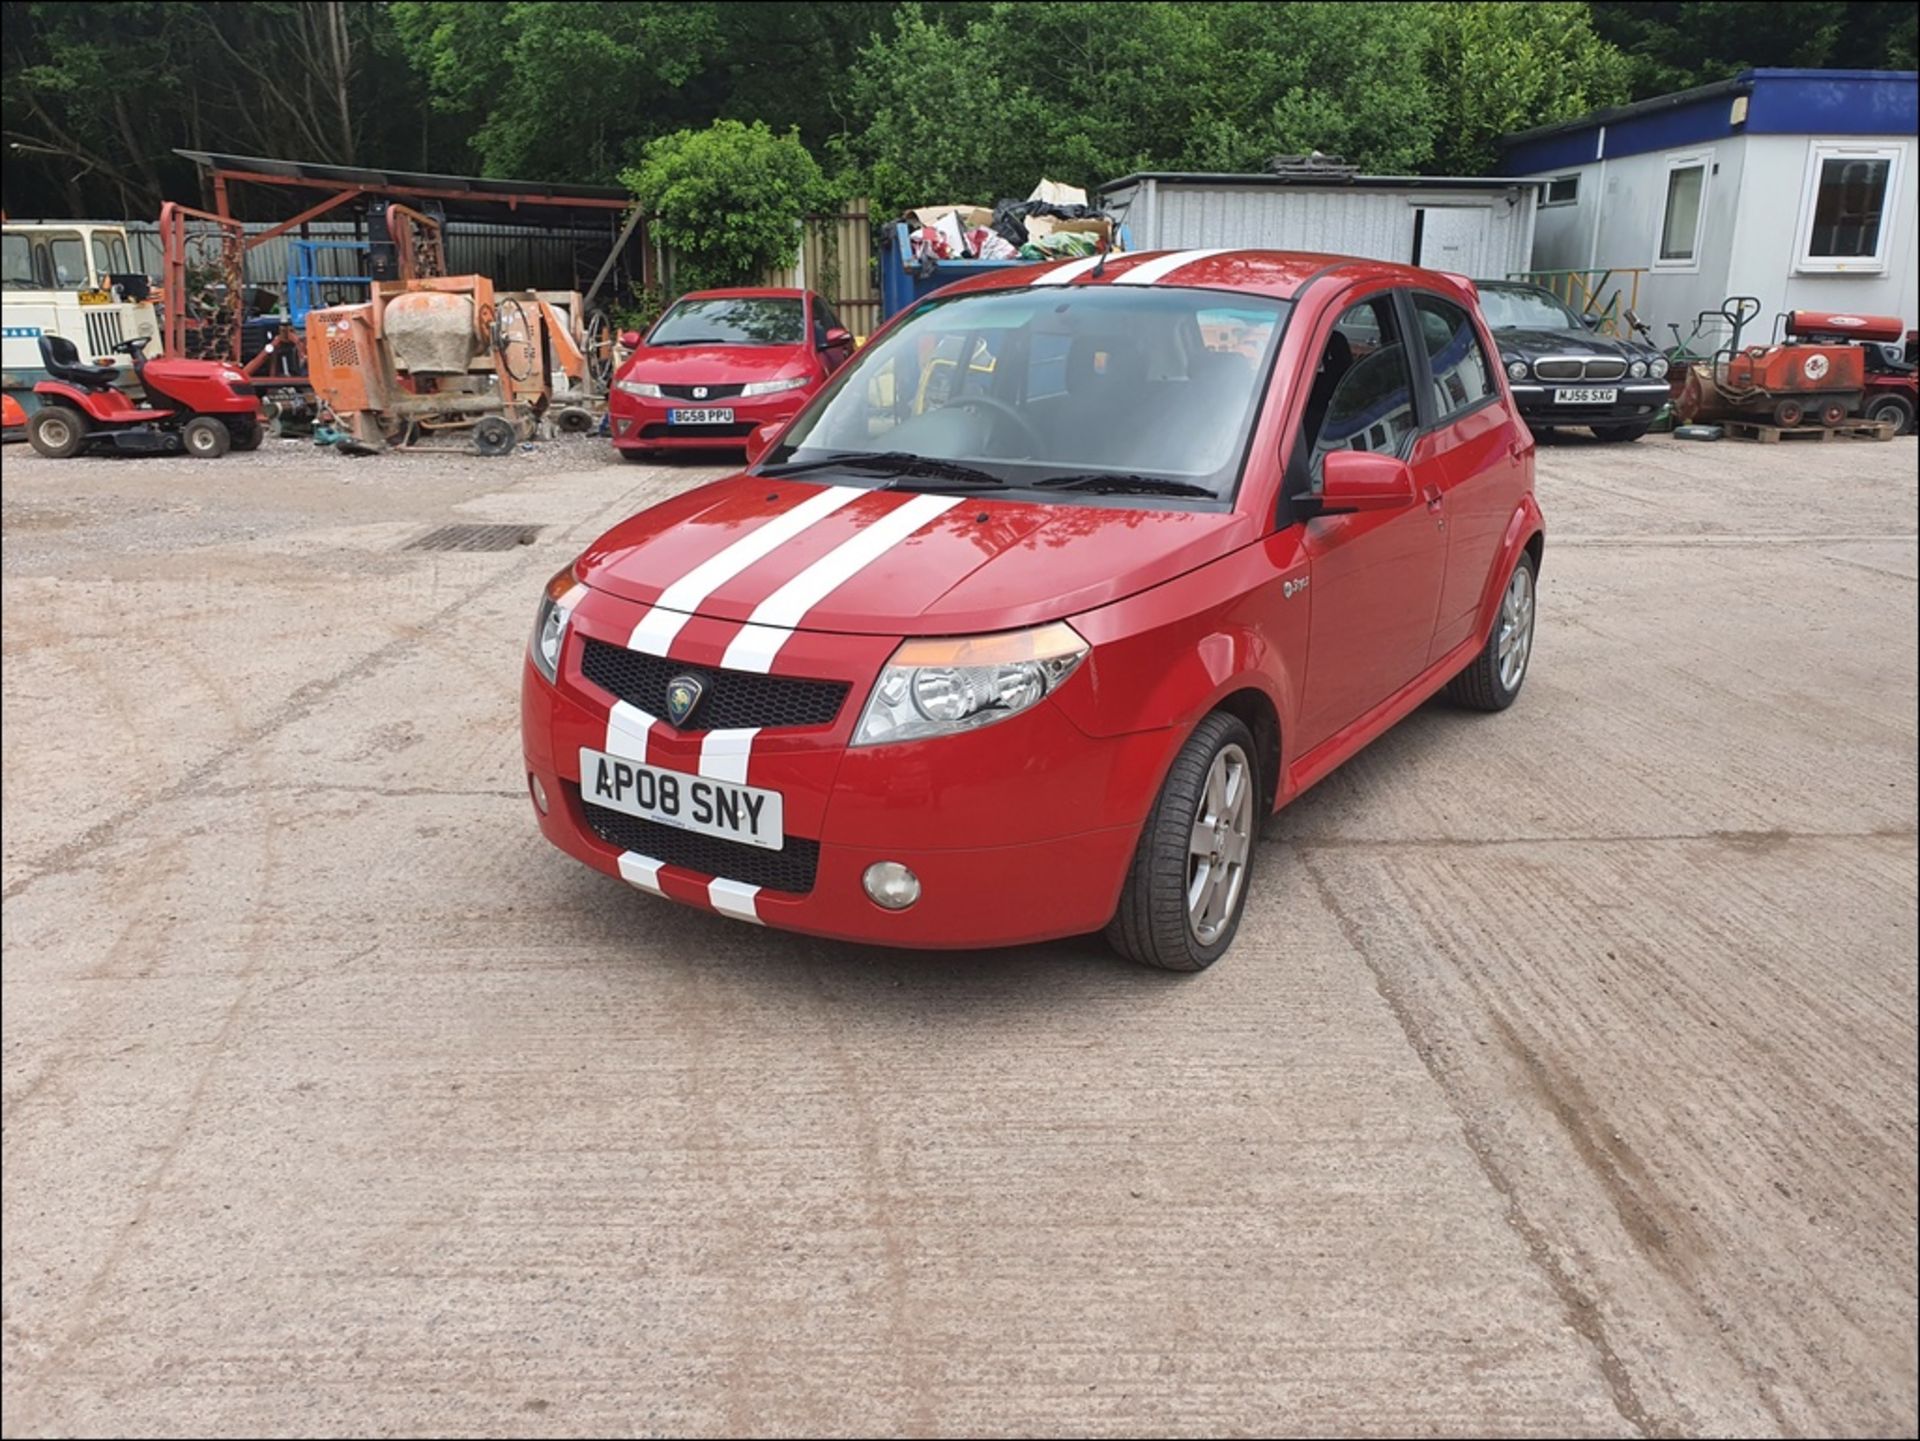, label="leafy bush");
[621,120,825,294]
